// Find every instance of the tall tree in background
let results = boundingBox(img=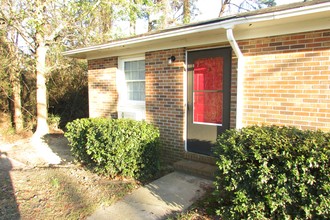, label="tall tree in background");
[99,0,114,39]
[160,0,171,28]
[183,0,191,24]
[149,0,198,30]
[219,0,230,17]
[0,9,24,132]
[170,0,198,26]
[0,0,98,136]
[6,31,23,132]
[219,0,276,17]
[128,0,142,35]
